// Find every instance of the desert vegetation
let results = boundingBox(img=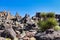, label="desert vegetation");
[37,12,60,31]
